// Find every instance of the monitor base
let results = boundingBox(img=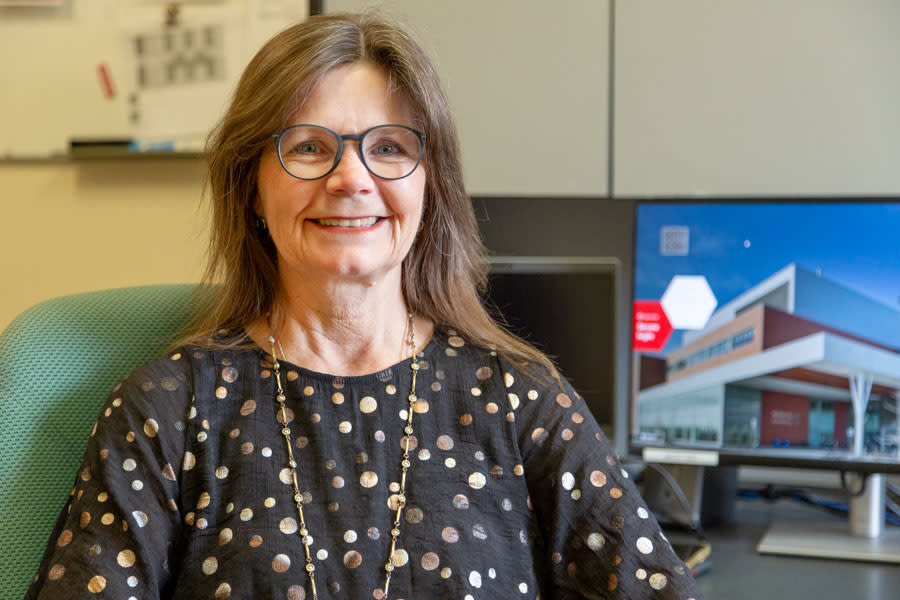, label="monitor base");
[757,521,900,563]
